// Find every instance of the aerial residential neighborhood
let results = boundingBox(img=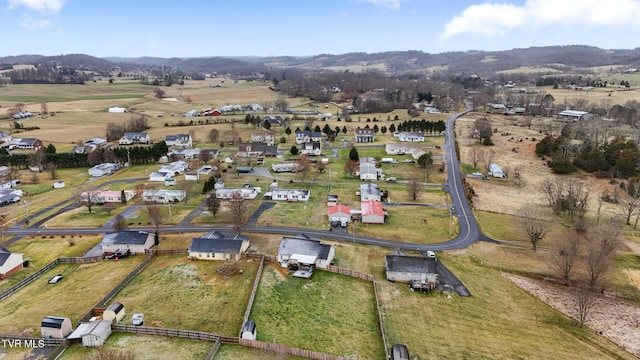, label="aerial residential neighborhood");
[0,11,639,359]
